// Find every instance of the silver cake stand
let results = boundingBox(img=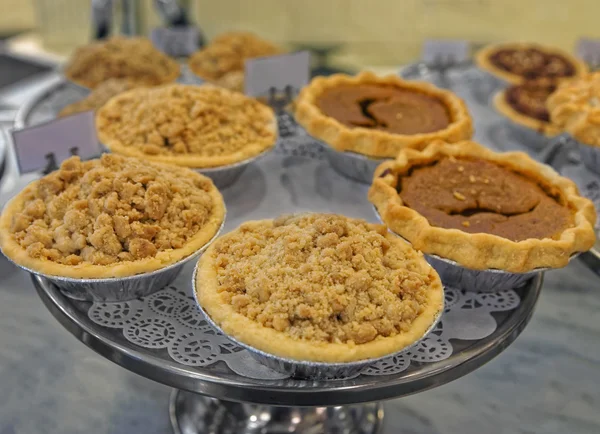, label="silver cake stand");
[12,72,545,433]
